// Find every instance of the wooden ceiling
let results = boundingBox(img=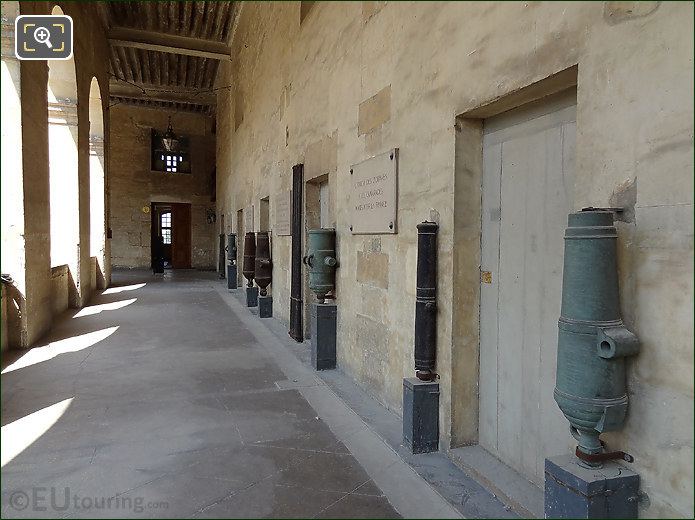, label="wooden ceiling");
[101,1,237,114]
